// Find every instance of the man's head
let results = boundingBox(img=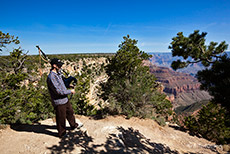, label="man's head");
[50,58,64,70]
